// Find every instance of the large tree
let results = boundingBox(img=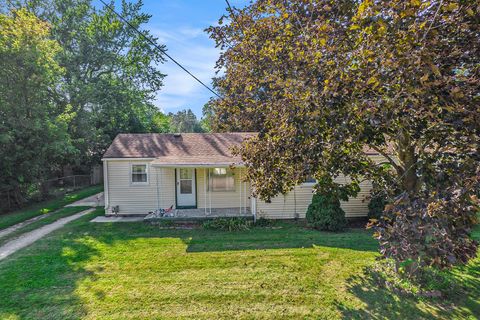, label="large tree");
[26,0,168,165]
[0,8,75,206]
[208,0,479,270]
